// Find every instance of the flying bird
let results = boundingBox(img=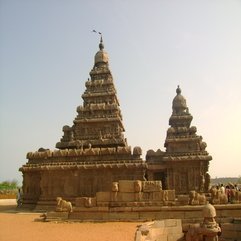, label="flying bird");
[92,30,102,35]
